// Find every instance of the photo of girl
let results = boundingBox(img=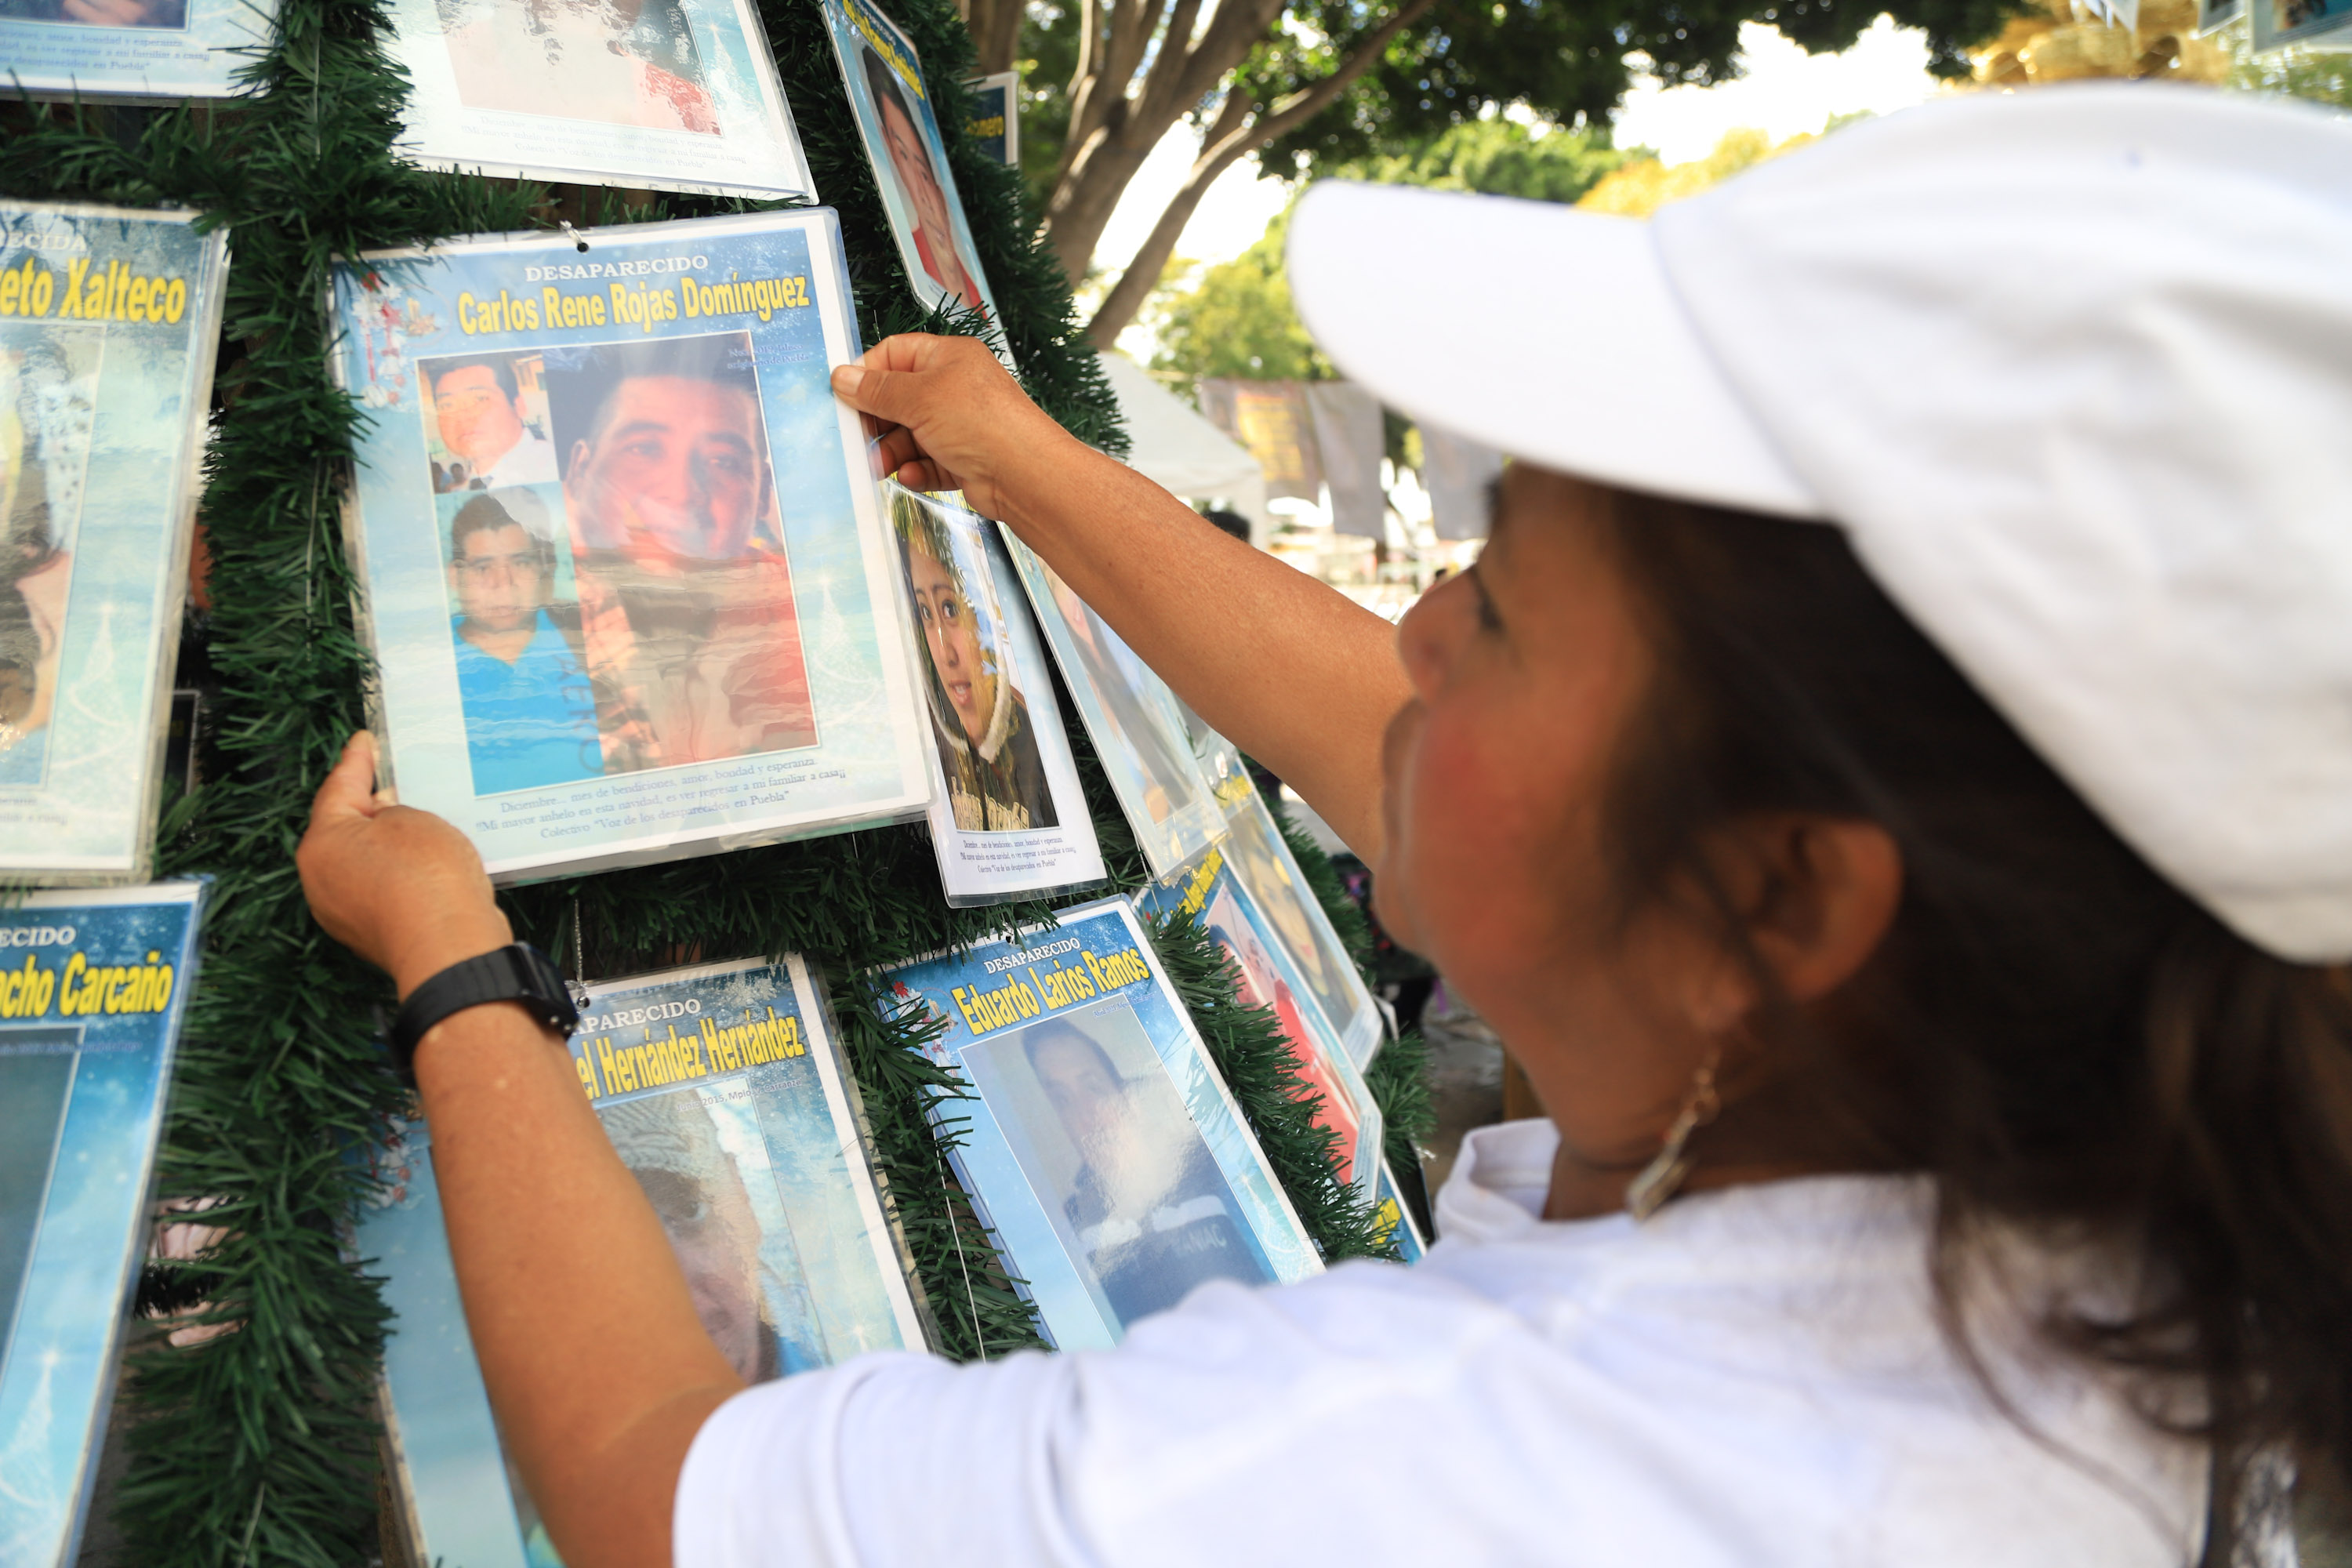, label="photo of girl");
[891,487,1054,833]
